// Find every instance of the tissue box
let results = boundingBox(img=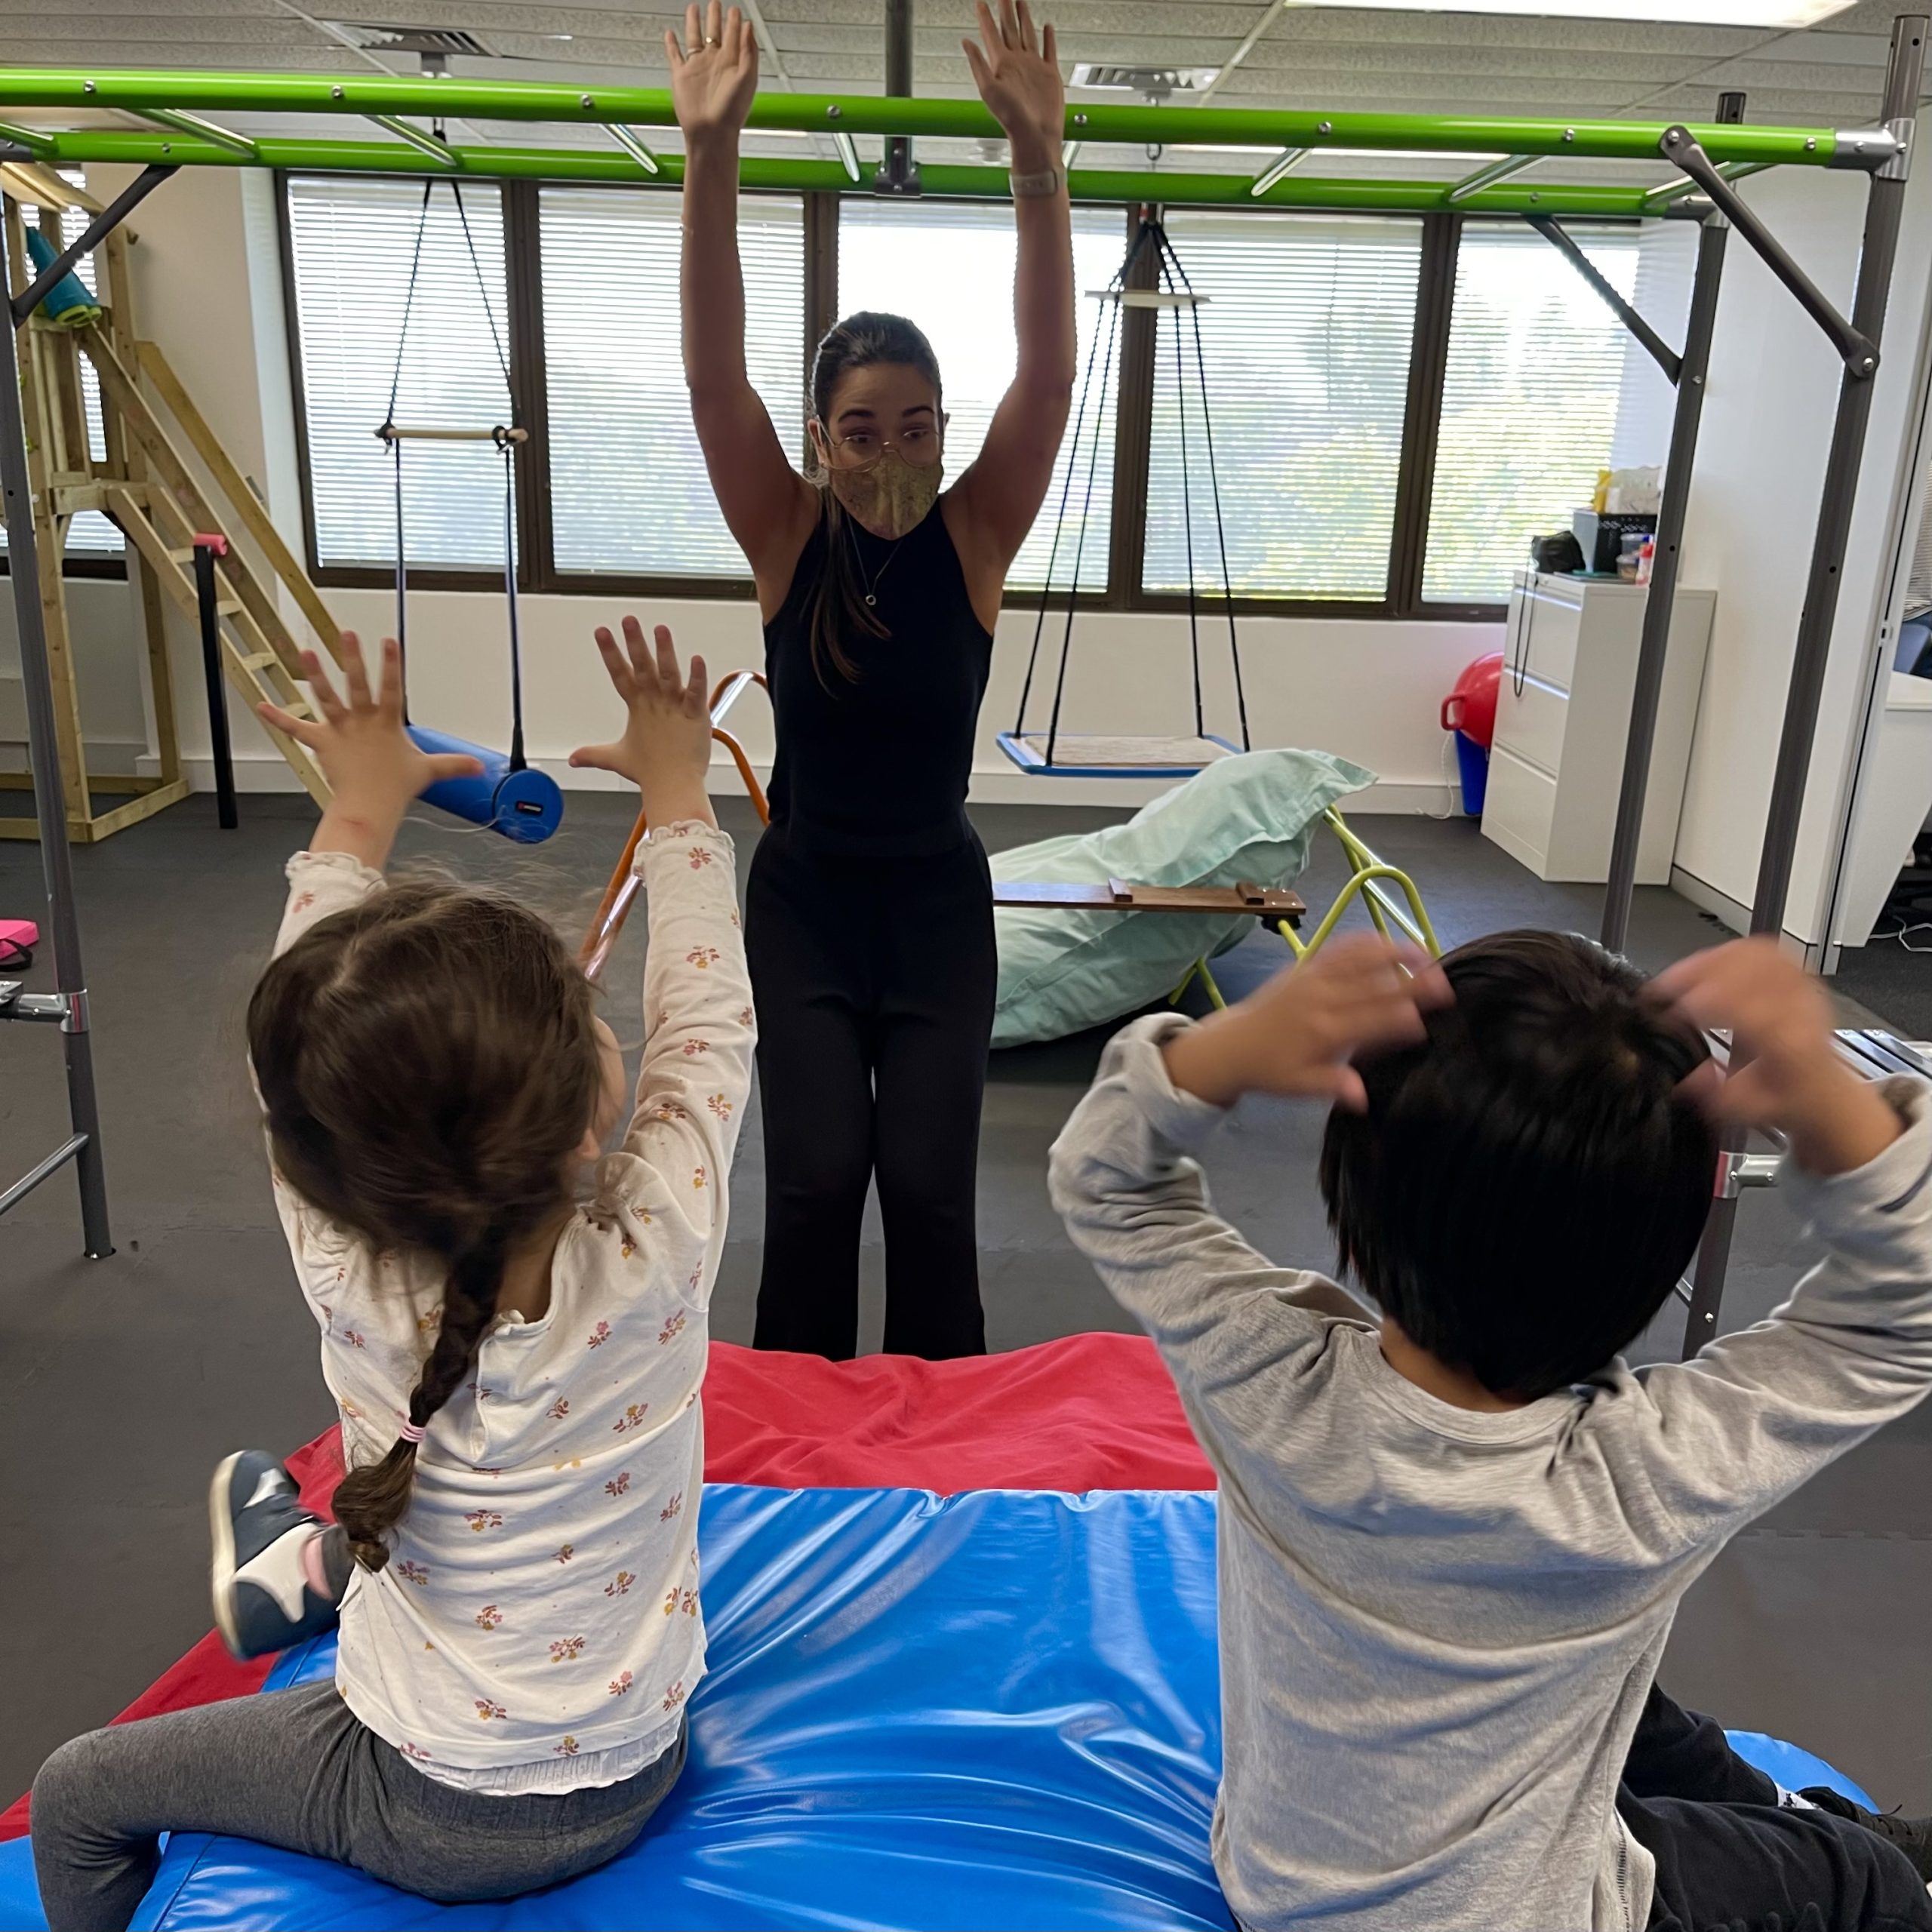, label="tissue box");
[1574,510,1657,576]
